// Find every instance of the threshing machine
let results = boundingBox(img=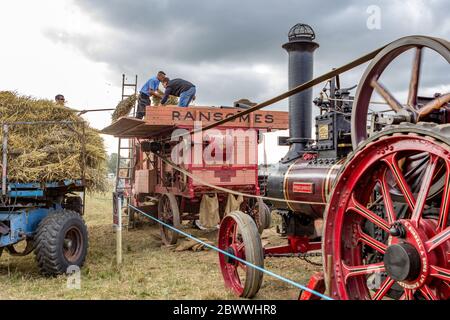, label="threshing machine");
[102,105,289,245]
